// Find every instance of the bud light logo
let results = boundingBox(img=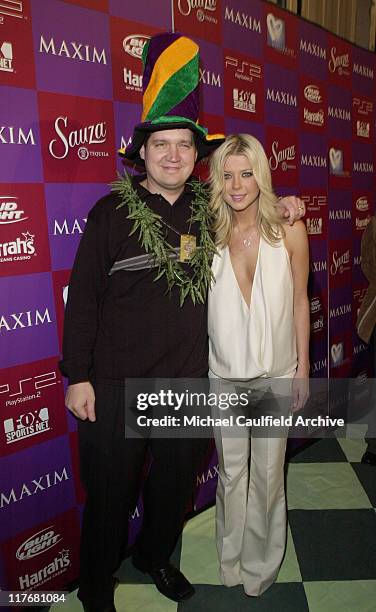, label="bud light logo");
[16,526,62,560]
